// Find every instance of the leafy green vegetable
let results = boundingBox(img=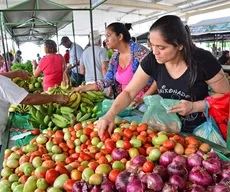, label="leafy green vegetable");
[11,60,33,73]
